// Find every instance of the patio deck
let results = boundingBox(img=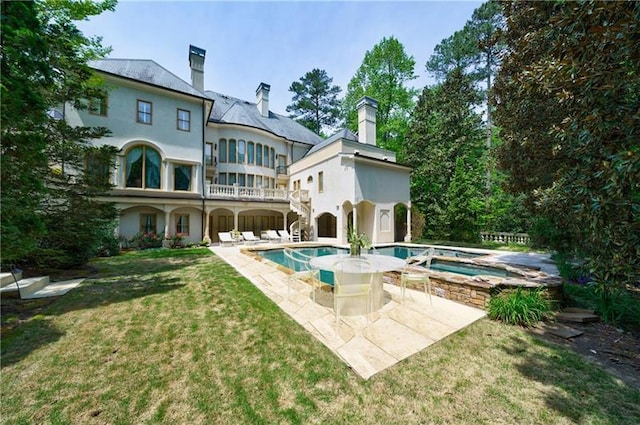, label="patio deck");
[209,245,486,379]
